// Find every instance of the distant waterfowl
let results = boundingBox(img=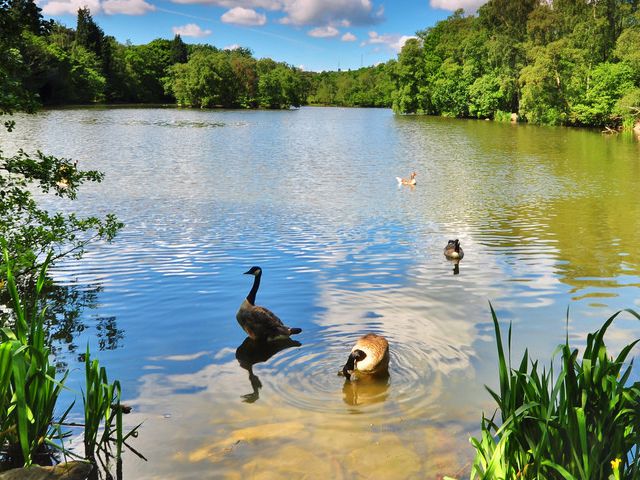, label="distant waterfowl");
[444,239,464,260]
[396,171,417,186]
[236,266,302,341]
[341,333,389,380]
